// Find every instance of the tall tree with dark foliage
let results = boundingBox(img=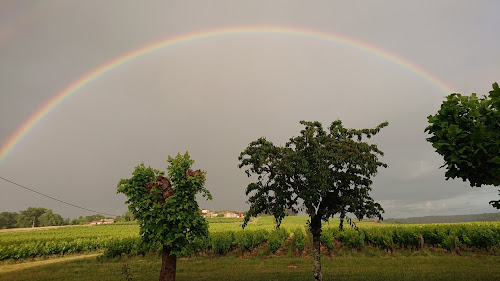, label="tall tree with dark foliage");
[238,120,388,281]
